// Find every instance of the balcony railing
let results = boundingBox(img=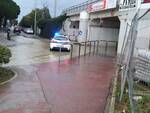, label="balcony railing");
[62,0,147,15]
[62,0,99,15]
